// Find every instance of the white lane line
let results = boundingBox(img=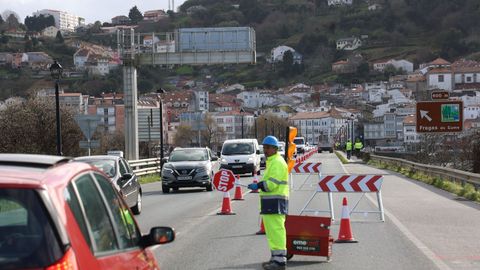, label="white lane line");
[340,162,451,270]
